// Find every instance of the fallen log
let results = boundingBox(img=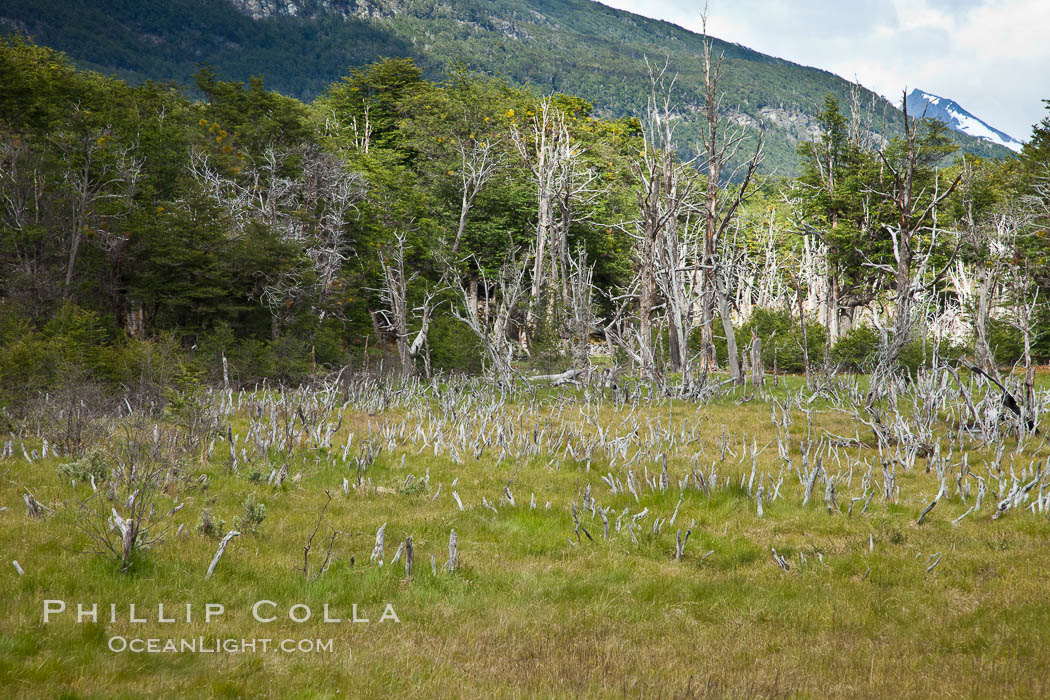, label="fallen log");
[527,368,584,386]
